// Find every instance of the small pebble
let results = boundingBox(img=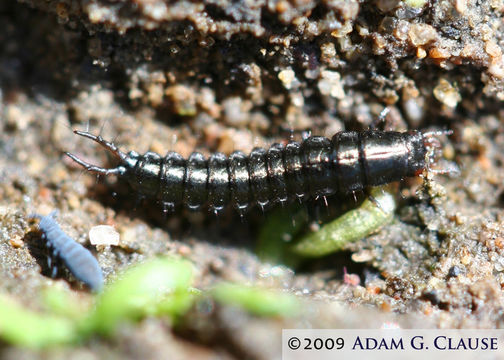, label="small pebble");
[89,225,120,246]
[408,23,437,46]
[9,235,24,248]
[278,69,296,90]
[448,265,462,277]
[433,78,461,108]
